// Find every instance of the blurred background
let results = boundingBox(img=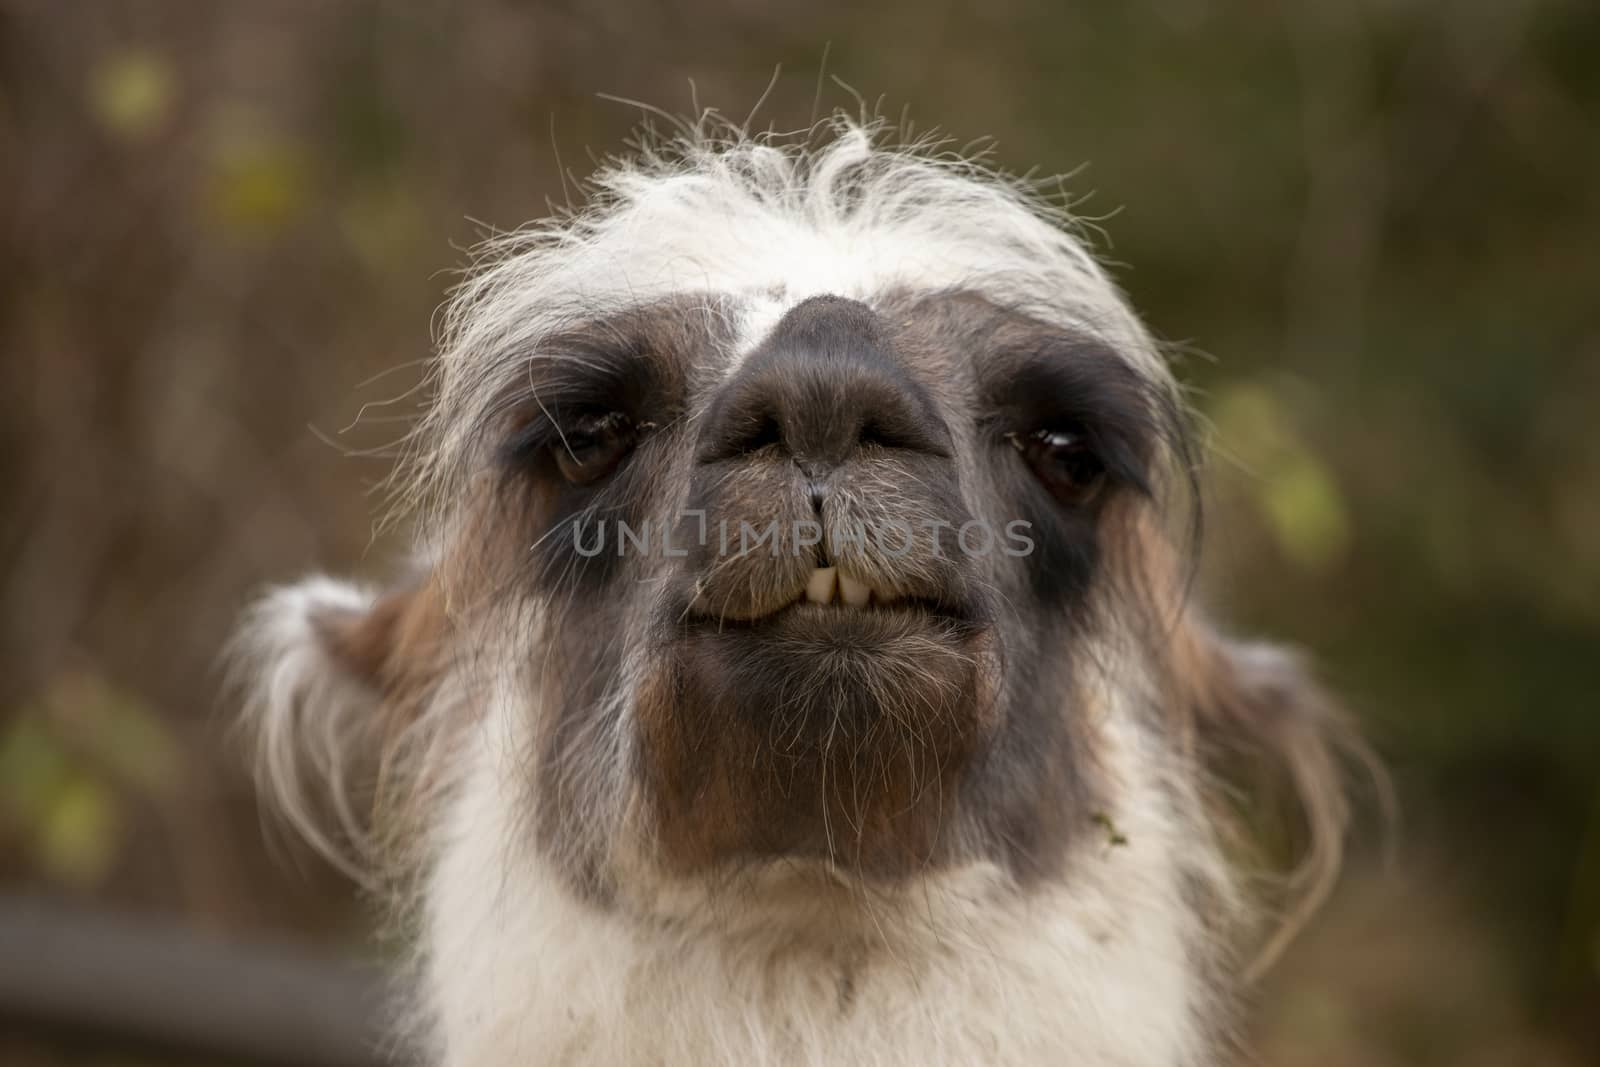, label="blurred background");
[2,1,1596,1064]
